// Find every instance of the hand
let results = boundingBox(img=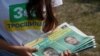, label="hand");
[61,51,71,56]
[8,46,37,56]
[0,39,37,56]
[60,51,78,56]
[71,53,79,56]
